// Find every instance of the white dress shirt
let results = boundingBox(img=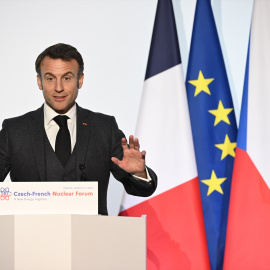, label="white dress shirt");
[44,102,76,151]
[43,103,151,182]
